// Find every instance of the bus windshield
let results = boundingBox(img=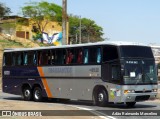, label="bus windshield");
[123,60,157,84]
[120,46,154,58]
